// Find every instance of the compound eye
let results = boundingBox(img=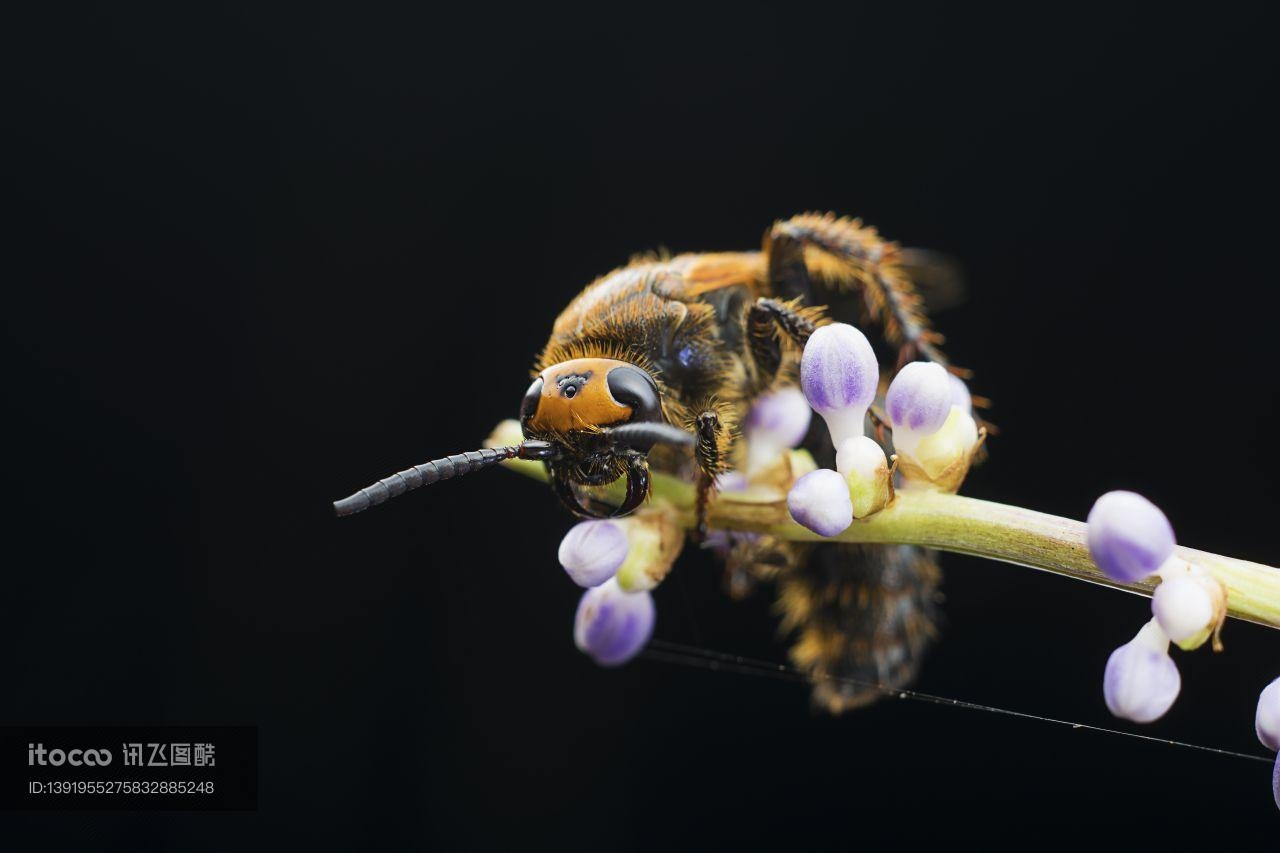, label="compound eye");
[606,365,662,423]
[520,377,544,425]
